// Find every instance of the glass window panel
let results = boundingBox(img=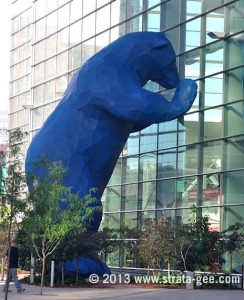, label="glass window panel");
[123,132,139,156]
[199,174,220,208]
[108,158,122,185]
[141,181,156,210]
[58,5,69,30]
[56,75,68,98]
[183,49,200,79]
[204,108,222,141]
[33,62,44,85]
[45,57,56,80]
[56,51,68,76]
[45,34,57,58]
[140,153,157,181]
[140,124,157,152]
[223,170,244,205]
[222,206,244,233]
[111,1,121,27]
[157,179,176,209]
[33,84,44,106]
[19,60,27,77]
[205,42,224,76]
[158,120,177,150]
[177,176,198,208]
[57,28,69,52]
[178,113,199,145]
[81,38,95,64]
[122,156,138,184]
[35,18,46,41]
[46,11,57,36]
[82,14,96,40]
[122,184,138,211]
[202,206,220,231]
[96,32,110,50]
[206,8,224,44]
[104,186,121,212]
[224,67,244,103]
[101,212,120,230]
[223,137,244,171]
[18,77,26,94]
[69,44,82,71]
[11,48,19,65]
[178,144,198,176]
[17,94,25,110]
[158,149,176,179]
[227,2,244,34]
[32,107,44,129]
[96,5,110,34]
[44,80,56,103]
[43,102,56,122]
[204,76,223,107]
[17,109,27,126]
[47,0,58,13]
[10,113,17,128]
[186,18,200,50]
[202,140,222,173]
[70,0,83,22]
[70,20,82,46]
[35,0,46,20]
[224,101,244,136]
[83,0,96,15]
